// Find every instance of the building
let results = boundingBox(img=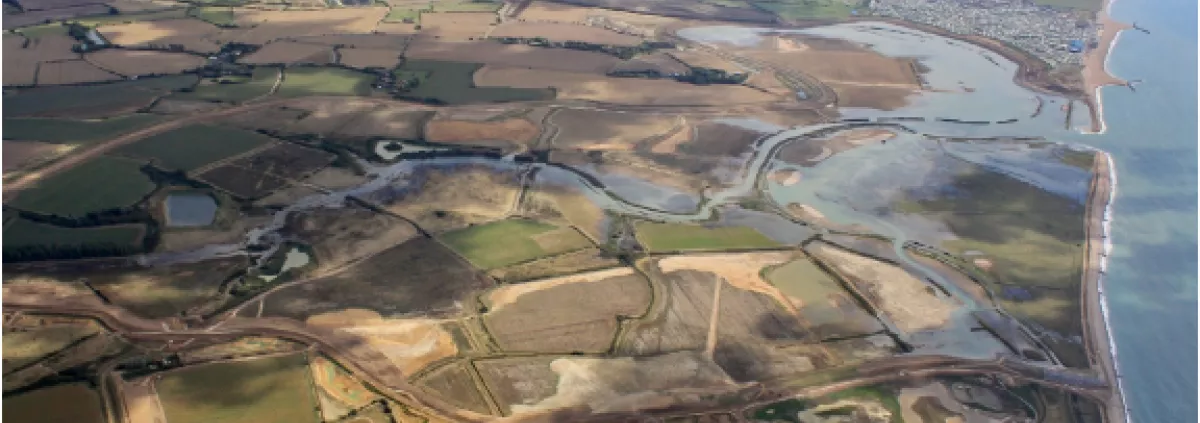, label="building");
[1068,40,1084,53]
